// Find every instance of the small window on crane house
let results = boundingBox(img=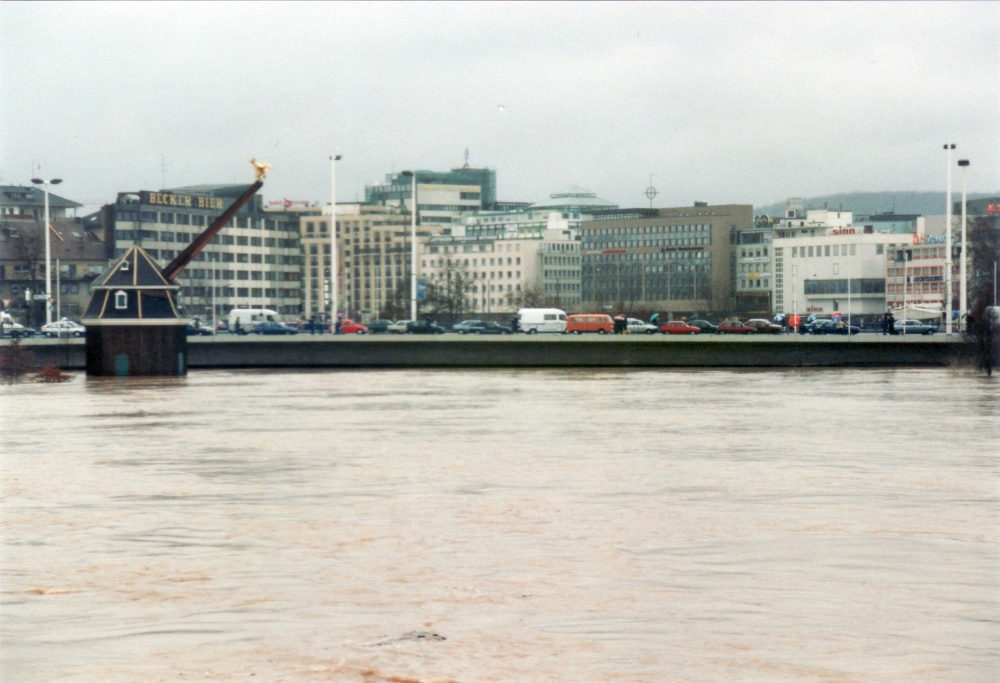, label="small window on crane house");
[115,291,128,310]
